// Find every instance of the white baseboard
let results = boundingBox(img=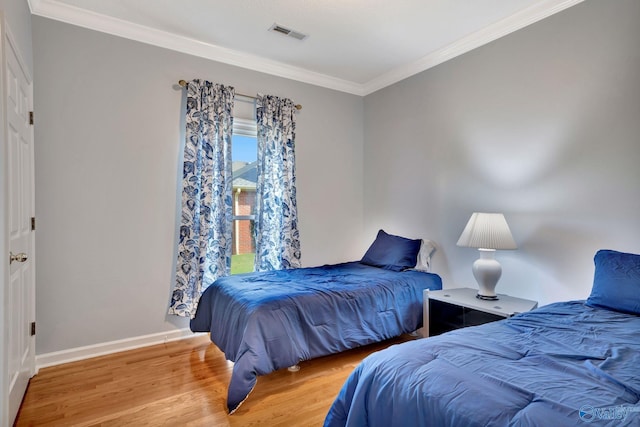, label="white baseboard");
[35,328,205,372]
